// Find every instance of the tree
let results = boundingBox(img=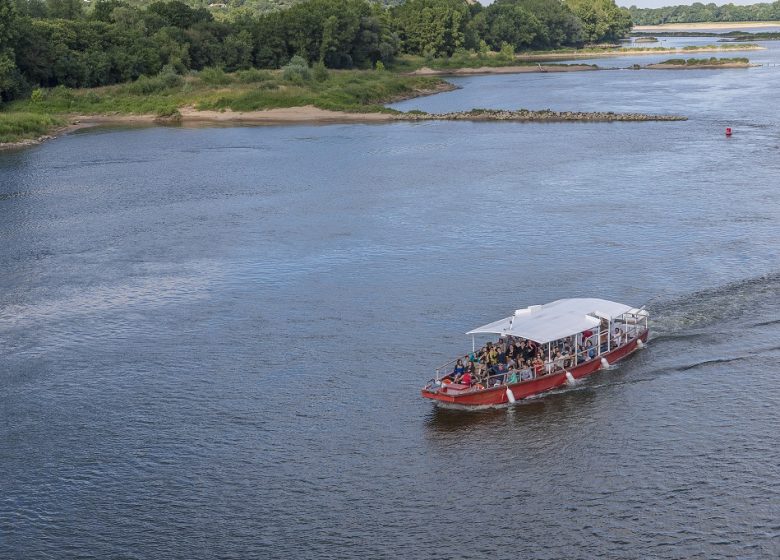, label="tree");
[0,0,22,101]
[392,0,470,57]
[46,0,83,20]
[566,0,630,43]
